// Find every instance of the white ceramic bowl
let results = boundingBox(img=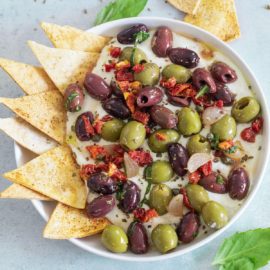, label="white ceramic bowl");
[15,17,270,262]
